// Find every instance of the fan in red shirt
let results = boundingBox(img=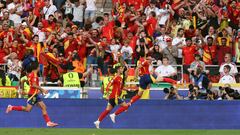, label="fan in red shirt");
[0,40,6,64]
[42,15,56,30]
[202,37,217,65]
[9,40,26,60]
[63,32,78,57]
[33,0,45,17]
[101,13,115,41]
[185,25,196,39]
[182,38,198,65]
[94,66,129,129]
[6,57,58,127]
[144,11,157,37]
